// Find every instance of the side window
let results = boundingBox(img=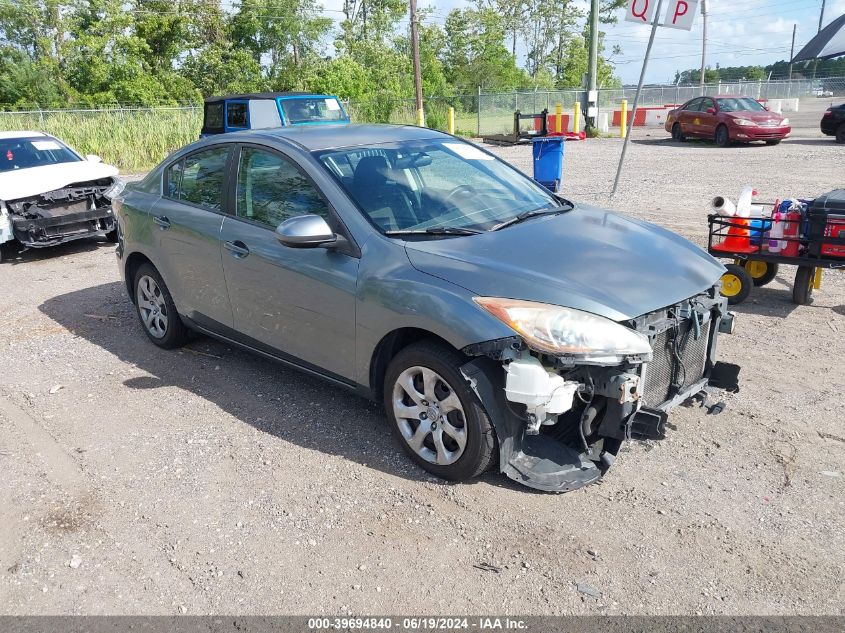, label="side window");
[683,98,702,111]
[700,98,715,112]
[165,160,183,198]
[179,146,229,210]
[204,103,224,130]
[236,147,330,228]
[227,102,249,129]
